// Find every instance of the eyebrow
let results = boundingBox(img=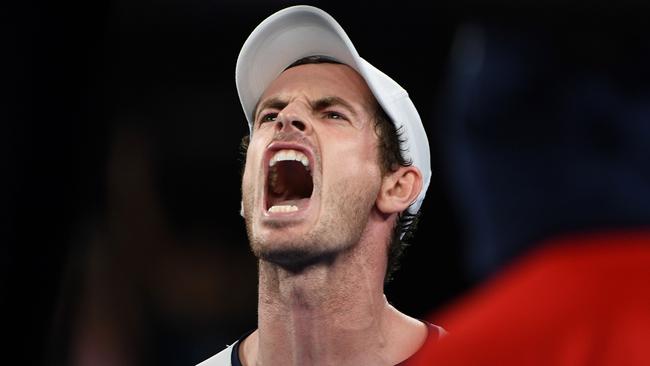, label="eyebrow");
[310,96,357,117]
[254,96,358,121]
[254,97,288,121]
